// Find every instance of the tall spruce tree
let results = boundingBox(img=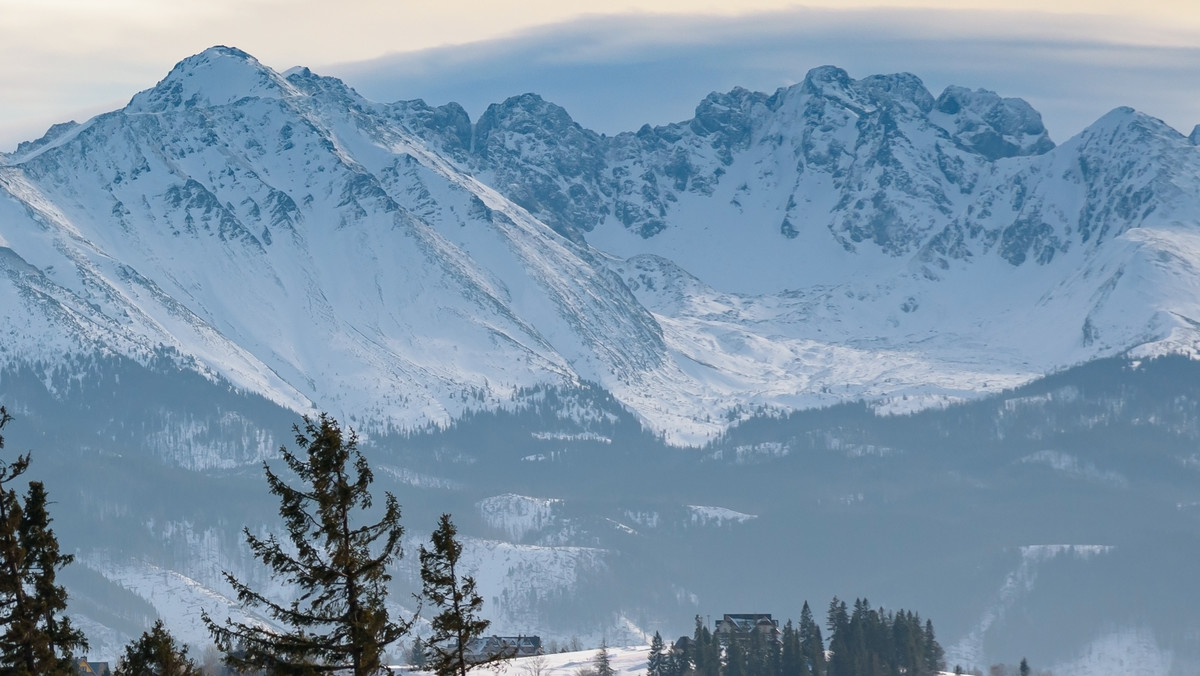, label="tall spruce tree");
[780,620,806,676]
[664,647,686,676]
[824,598,849,676]
[922,619,944,675]
[0,408,87,674]
[114,619,203,676]
[692,616,720,676]
[203,413,411,675]
[723,639,746,676]
[648,631,667,676]
[798,602,825,676]
[891,611,923,676]
[420,513,500,676]
[409,637,429,669]
[743,623,775,676]
[690,616,707,676]
[593,640,615,676]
